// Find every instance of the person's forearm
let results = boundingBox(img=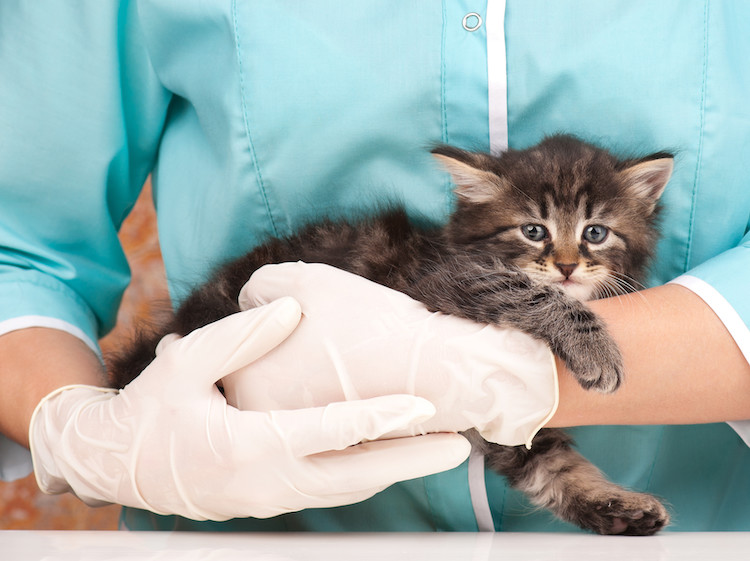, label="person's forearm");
[548,283,750,427]
[0,328,106,447]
